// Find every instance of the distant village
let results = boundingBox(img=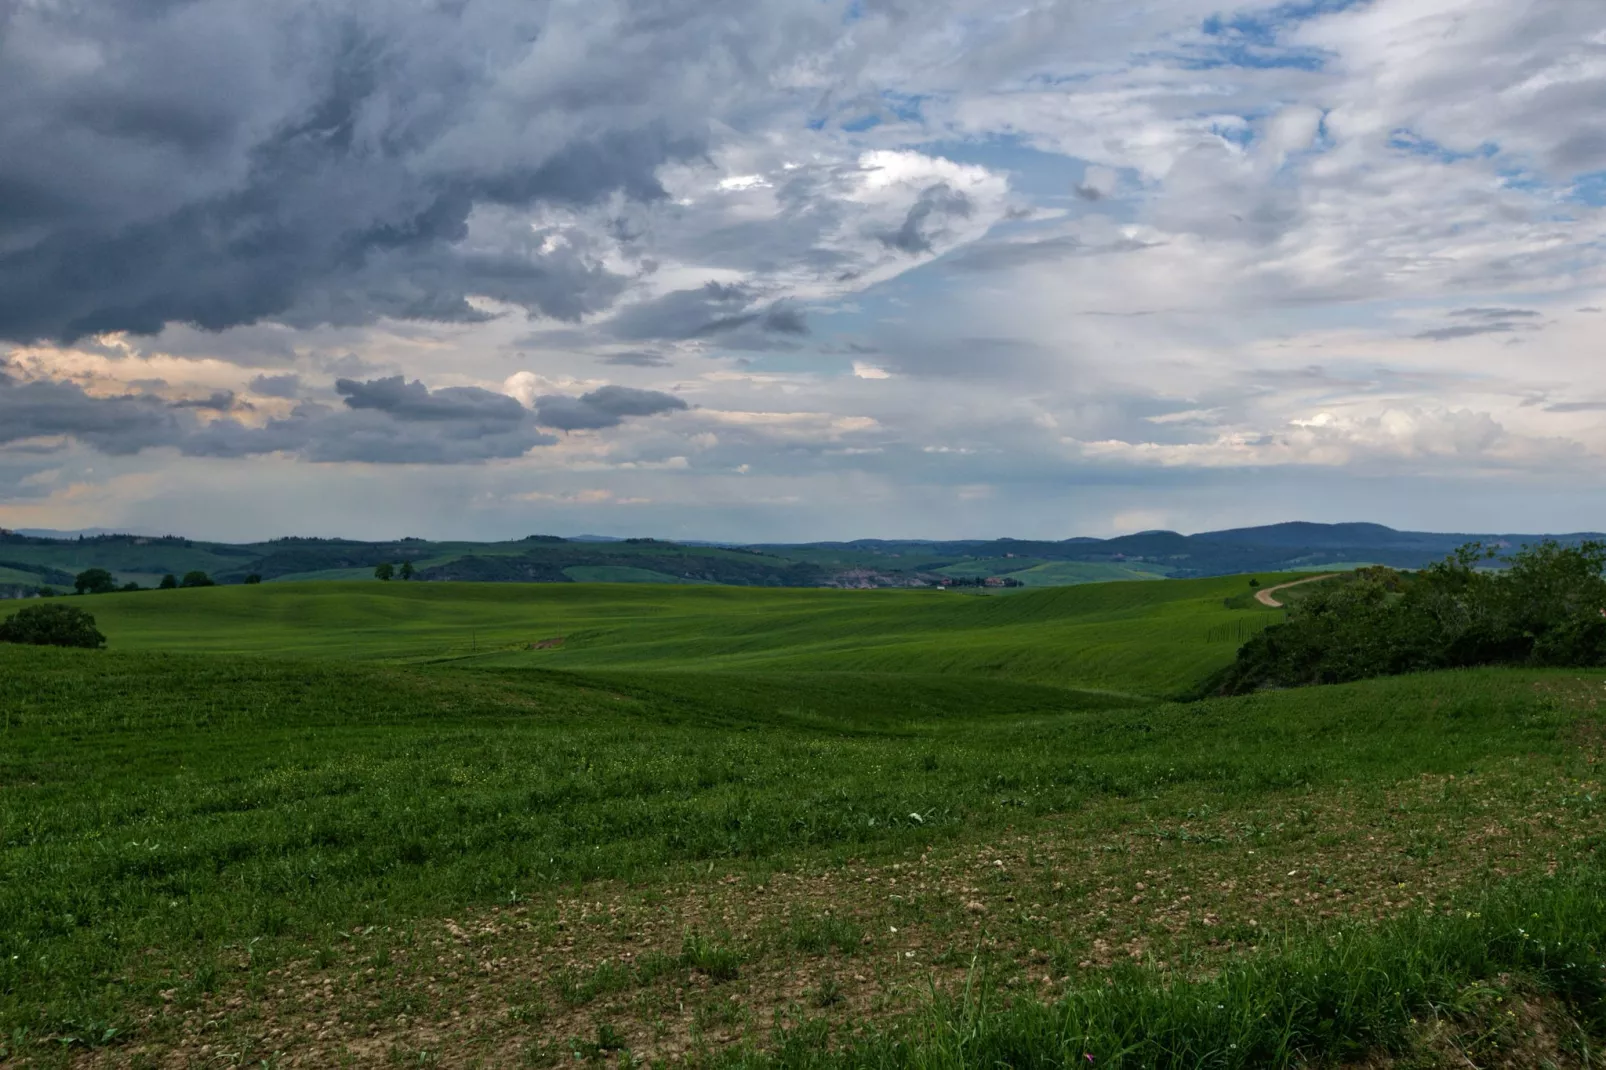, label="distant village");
[820,567,1024,590]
